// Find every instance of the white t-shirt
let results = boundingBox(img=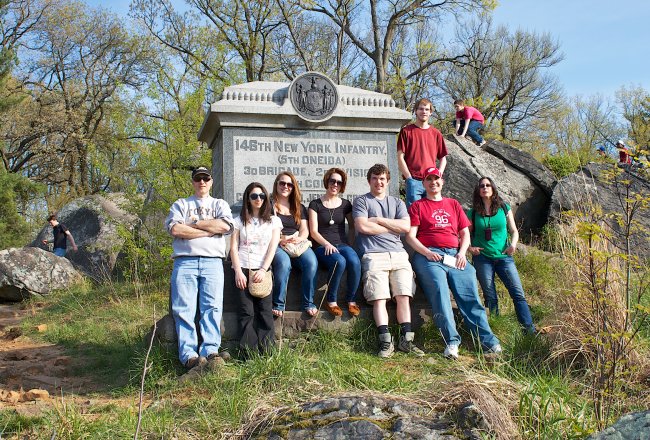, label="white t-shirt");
[233,215,282,269]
